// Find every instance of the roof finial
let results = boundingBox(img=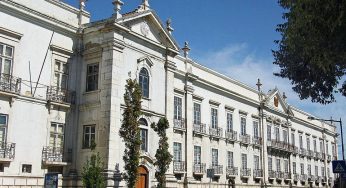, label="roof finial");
[112,0,124,19]
[138,0,150,11]
[182,41,190,58]
[283,92,287,101]
[166,18,174,34]
[256,78,262,92]
[78,0,86,27]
